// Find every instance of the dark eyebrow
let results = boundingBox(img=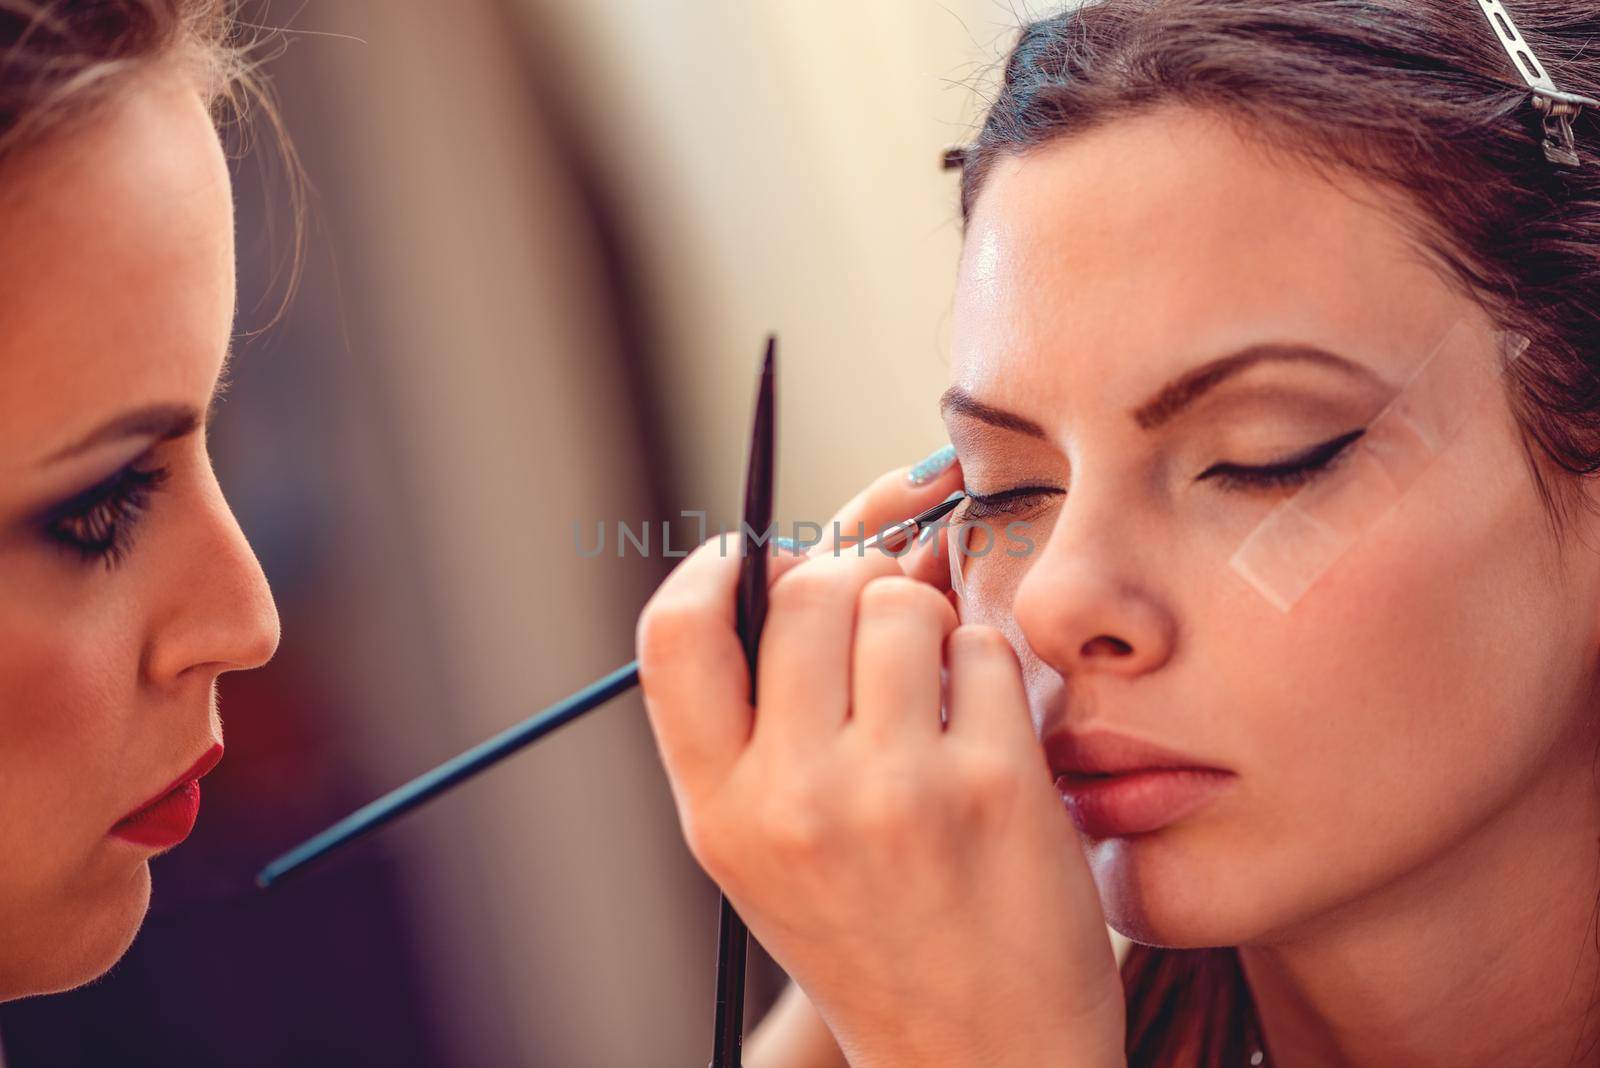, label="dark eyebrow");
[42,343,235,465]
[1130,343,1381,430]
[43,403,201,465]
[940,342,1383,436]
[938,388,1047,437]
